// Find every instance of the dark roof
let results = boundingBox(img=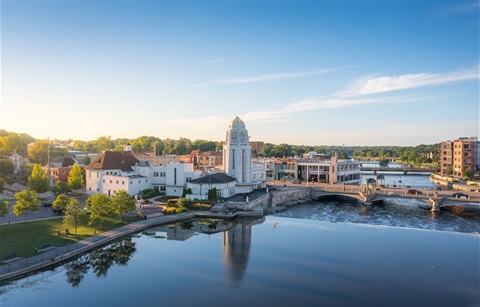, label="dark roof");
[189,173,237,184]
[85,151,139,171]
